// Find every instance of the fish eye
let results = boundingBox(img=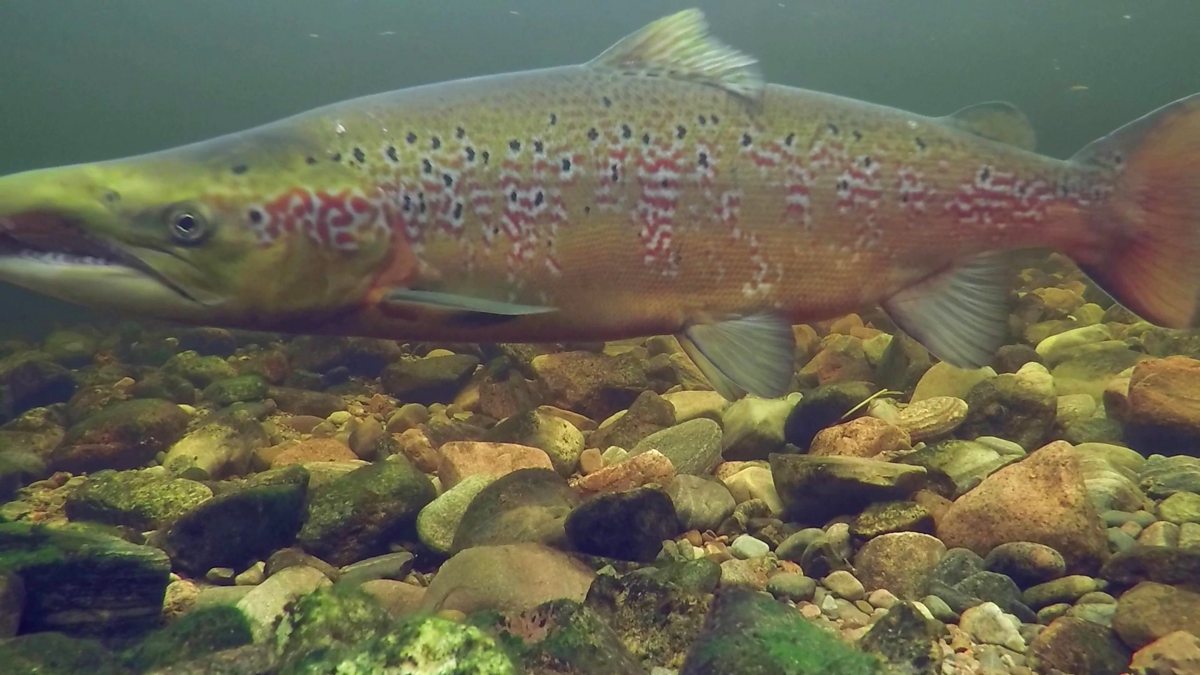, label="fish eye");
[168,208,209,244]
